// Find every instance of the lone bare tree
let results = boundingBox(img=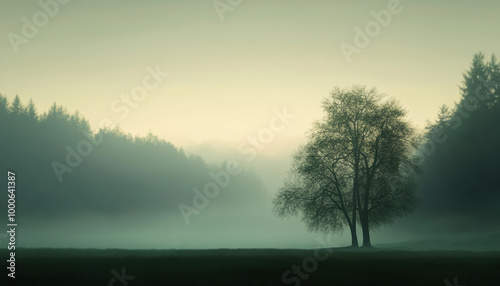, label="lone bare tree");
[273,85,420,247]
